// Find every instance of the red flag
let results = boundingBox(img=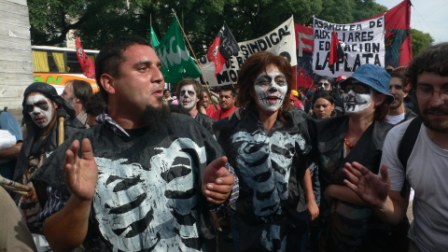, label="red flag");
[207,36,225,75]
[207,23,239,75]
[384,0,412,67]
[294,24,314,90]
[75,36,95,79]
[329,32,341,66]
